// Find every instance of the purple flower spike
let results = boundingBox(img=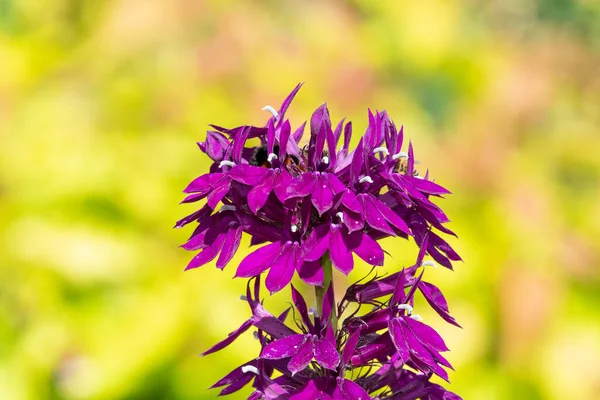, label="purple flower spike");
[179,85,463,399]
